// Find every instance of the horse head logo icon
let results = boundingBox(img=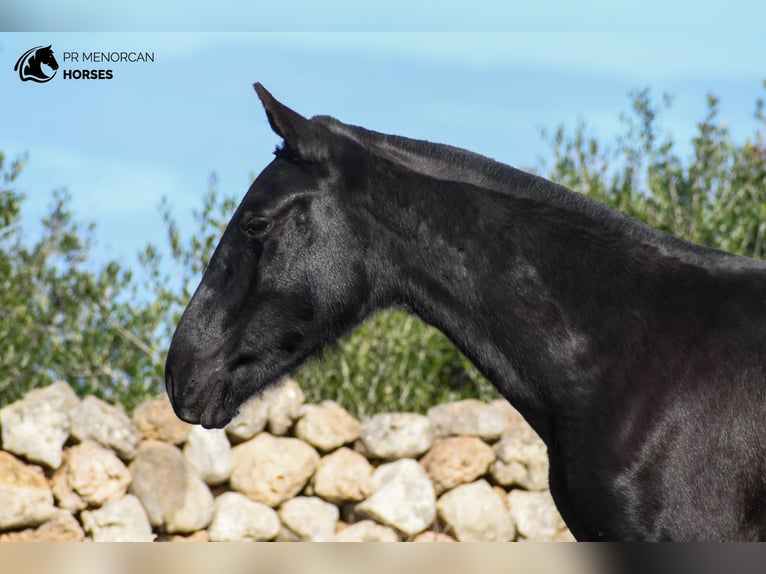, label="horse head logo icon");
[14,45,59,83]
